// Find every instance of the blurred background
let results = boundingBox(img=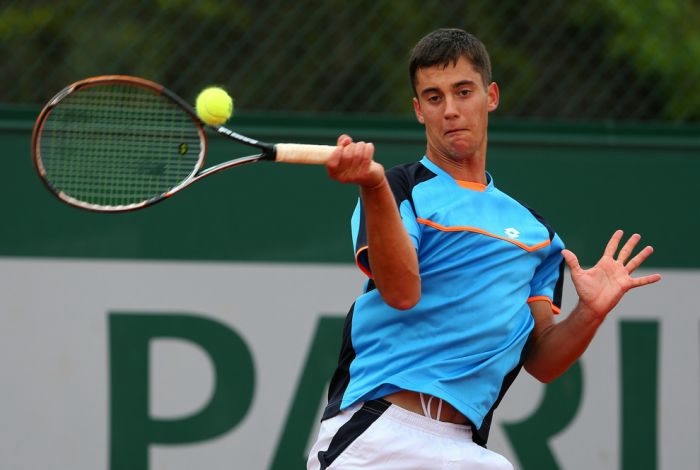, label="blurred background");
[1,2,699,470]
[2,0,700,121]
